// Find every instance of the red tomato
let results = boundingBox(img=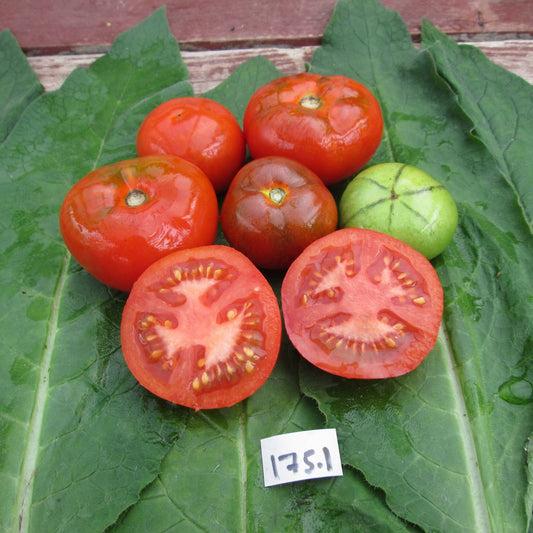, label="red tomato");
[220,156,338,270]
[120,245,282,410]
[136,96,246,193]
[59,155,219,292]
[281,228,443,379]
[243,73,383,186]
